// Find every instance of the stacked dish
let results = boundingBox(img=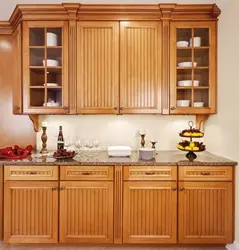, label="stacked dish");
[177,80,199,87]
[178,62,197,67]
